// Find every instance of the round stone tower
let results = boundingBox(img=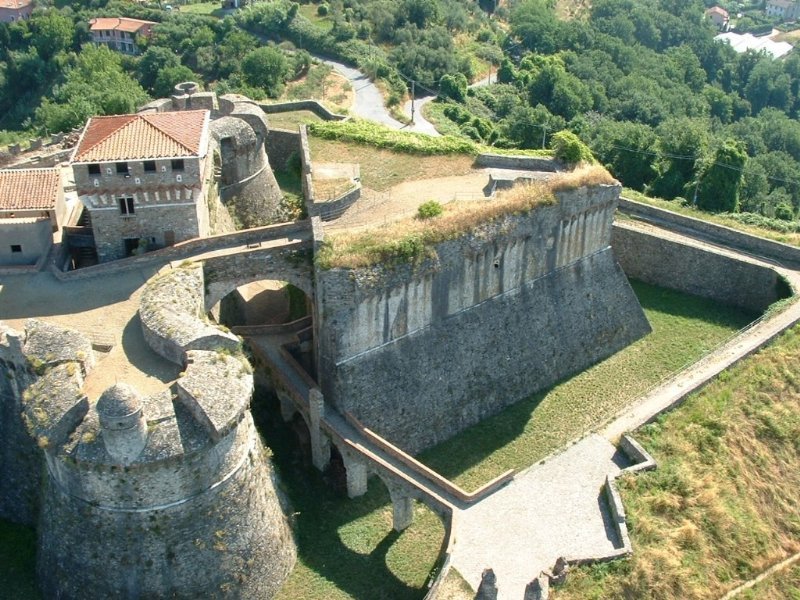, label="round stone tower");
[26,339,296,598]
